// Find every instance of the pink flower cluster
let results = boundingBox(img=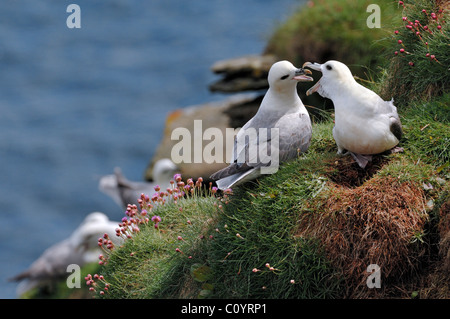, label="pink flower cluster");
[87,173,230,297]
[97,233,115,254]
[85,273,110,296]
[251,263,298,290]
[394,1,446,66]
